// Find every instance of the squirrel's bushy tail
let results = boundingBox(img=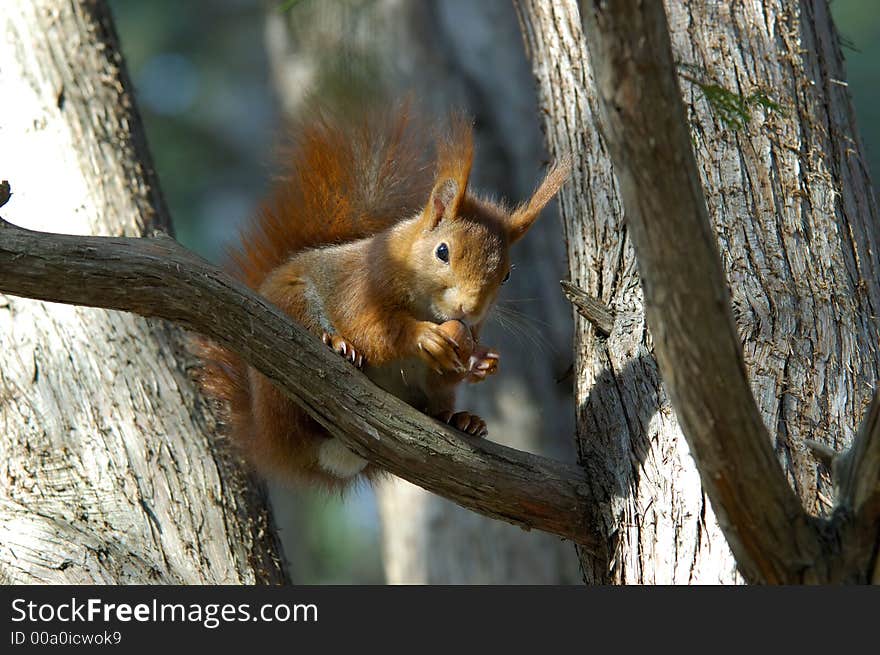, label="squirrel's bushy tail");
[193,102,434,479]
[231,101,434,289]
